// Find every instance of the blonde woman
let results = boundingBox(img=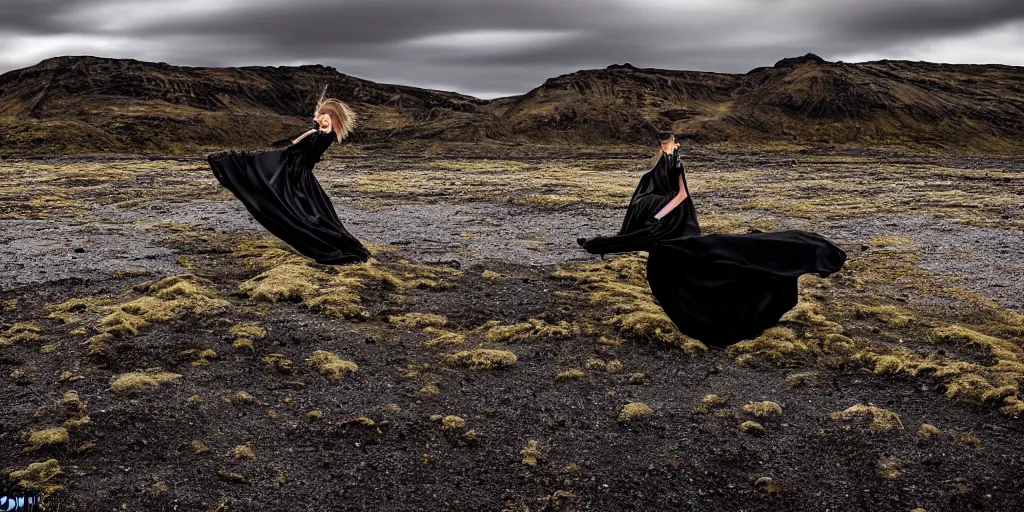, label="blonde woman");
[578,132,846,346]
[208,96,369,265]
